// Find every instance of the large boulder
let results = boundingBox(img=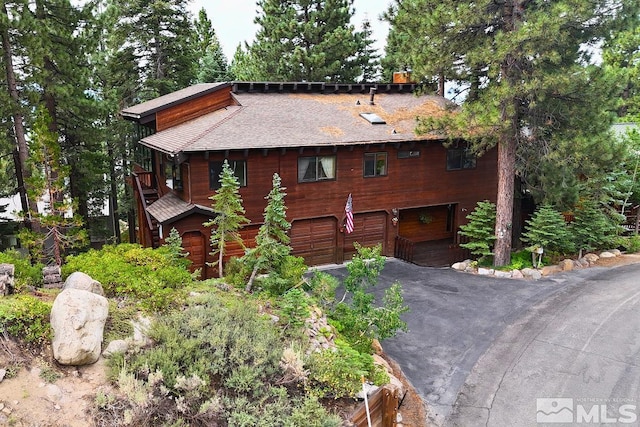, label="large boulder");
[63,271,105,296]
[0,264,14,296]
[51,288,109,365]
